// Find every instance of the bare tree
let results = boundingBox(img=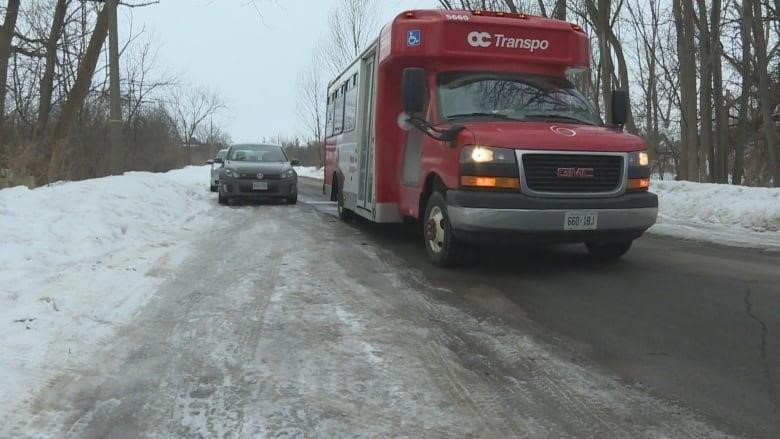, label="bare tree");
[167,86,226,165]
[296,47,326,166]
[47,3,110,182]
[751,0,780,186]
[0,0,21,148]
[323,0,379,77]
